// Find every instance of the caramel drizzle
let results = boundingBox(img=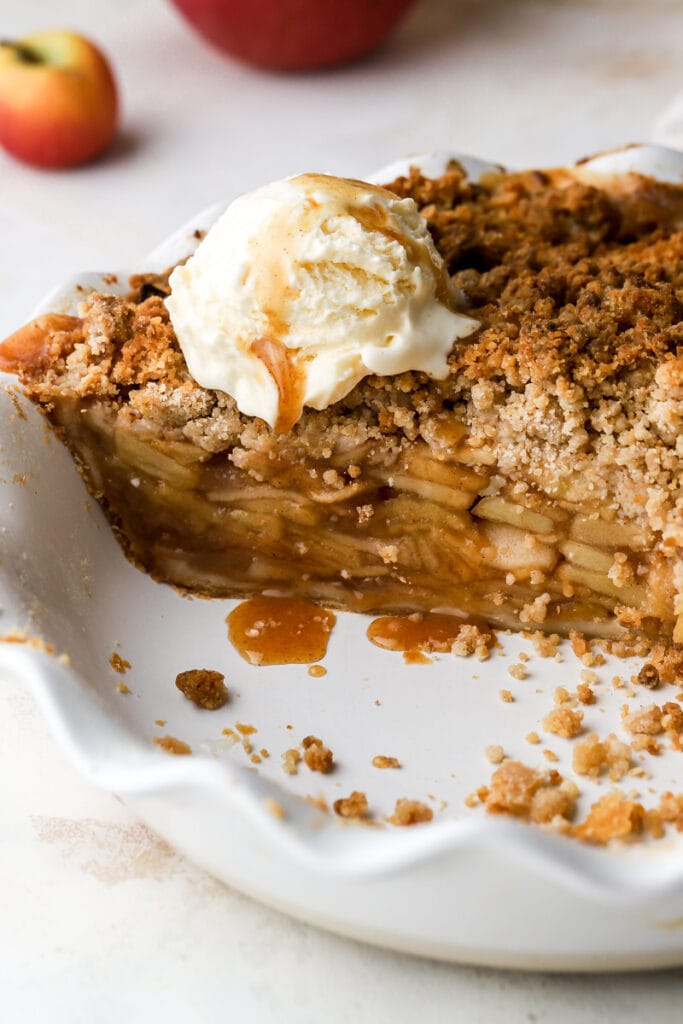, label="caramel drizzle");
[251,337,306,434]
